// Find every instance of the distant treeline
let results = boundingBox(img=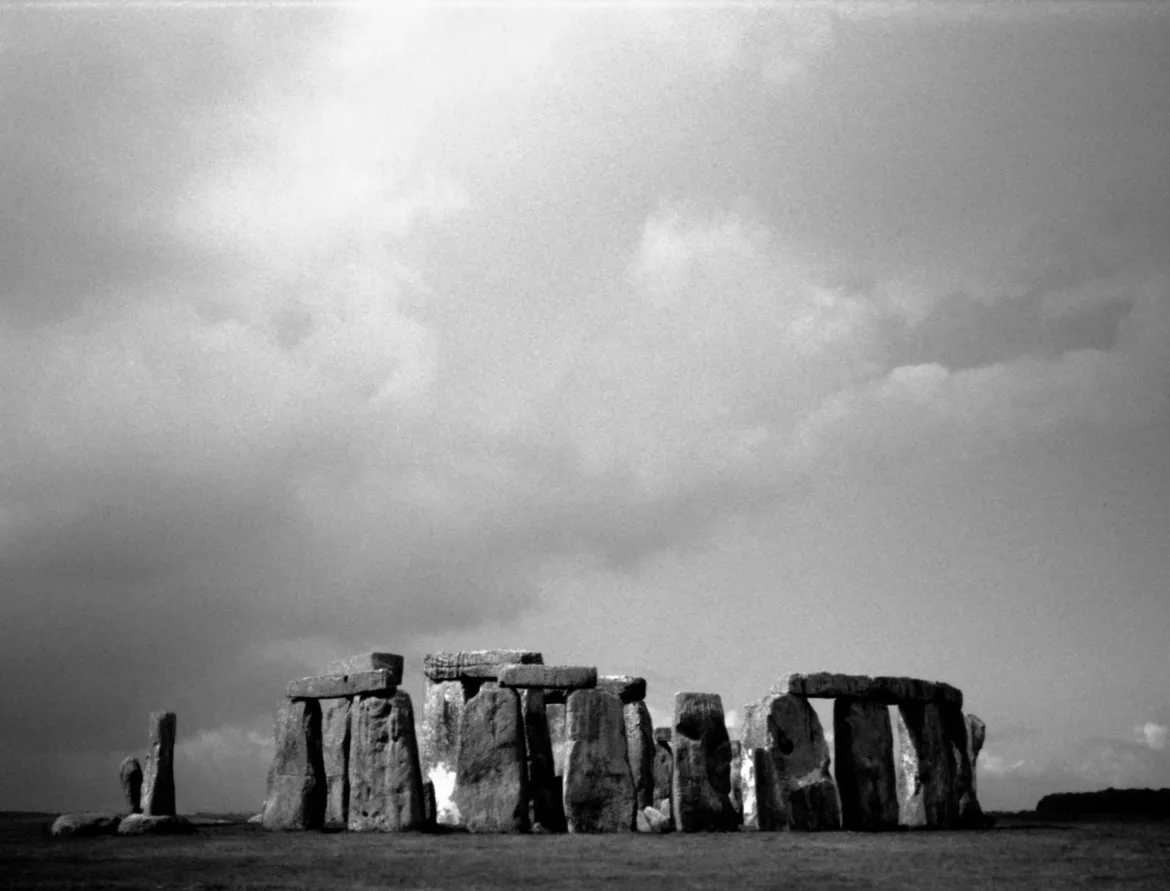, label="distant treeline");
[1035,788,1170,817]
